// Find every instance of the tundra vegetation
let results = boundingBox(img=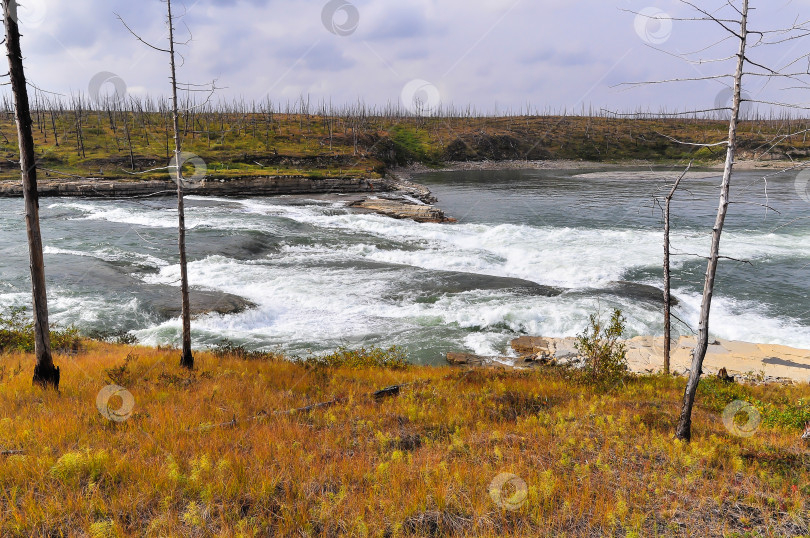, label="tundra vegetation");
[2,97,810,183]
[0,338,807,536]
